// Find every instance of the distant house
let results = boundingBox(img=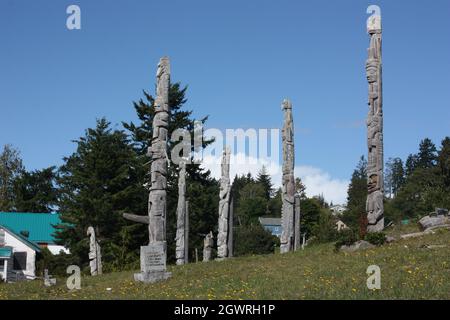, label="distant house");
[335,220,349,232]
[0,212,69,282]
[258,217,282,237]
[0,212,68,254]
[330,205,347,216]
[0,226,41,281]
